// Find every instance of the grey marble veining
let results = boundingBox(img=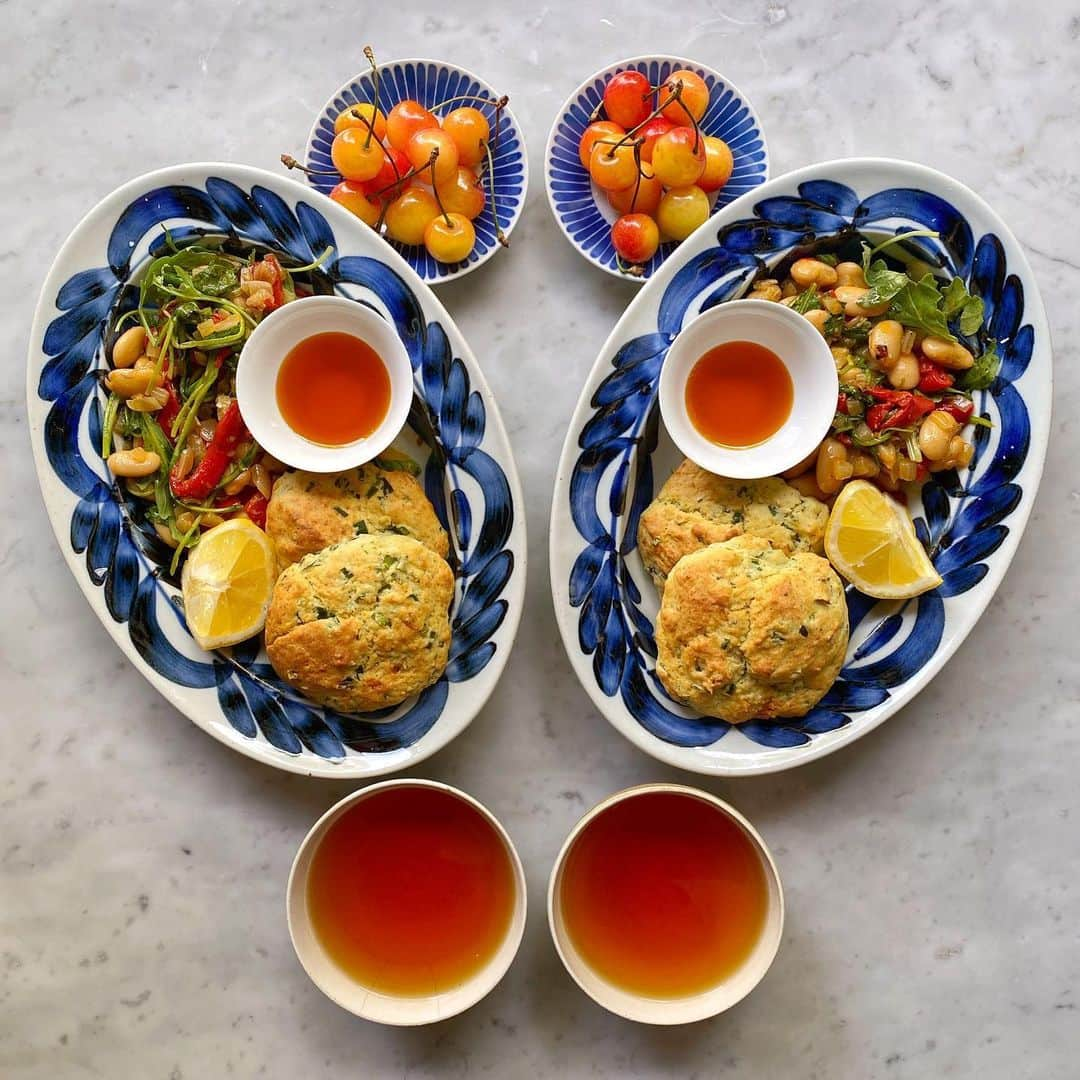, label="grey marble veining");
[2,1,1078,1077]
